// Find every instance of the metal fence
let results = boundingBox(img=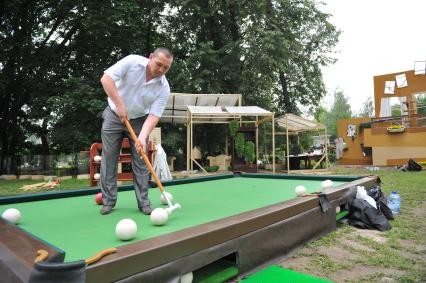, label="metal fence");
[0,151,90,176]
